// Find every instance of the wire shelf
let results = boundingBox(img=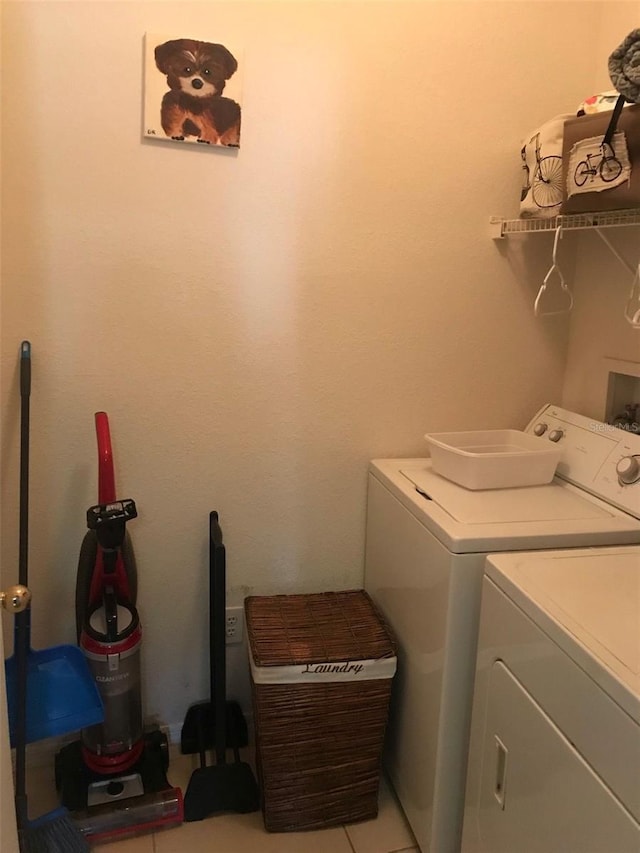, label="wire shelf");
[490,208,640,239]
